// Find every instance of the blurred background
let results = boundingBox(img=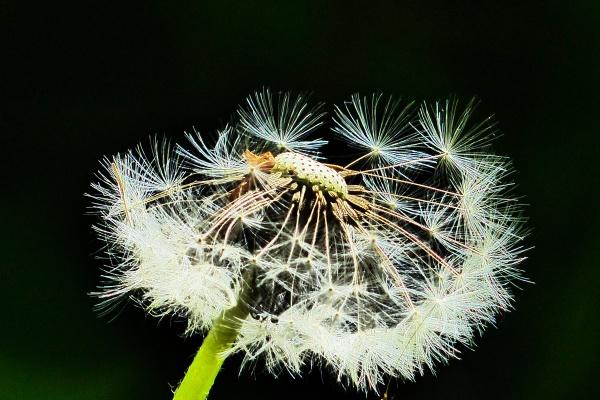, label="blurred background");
[2,1,599,399]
